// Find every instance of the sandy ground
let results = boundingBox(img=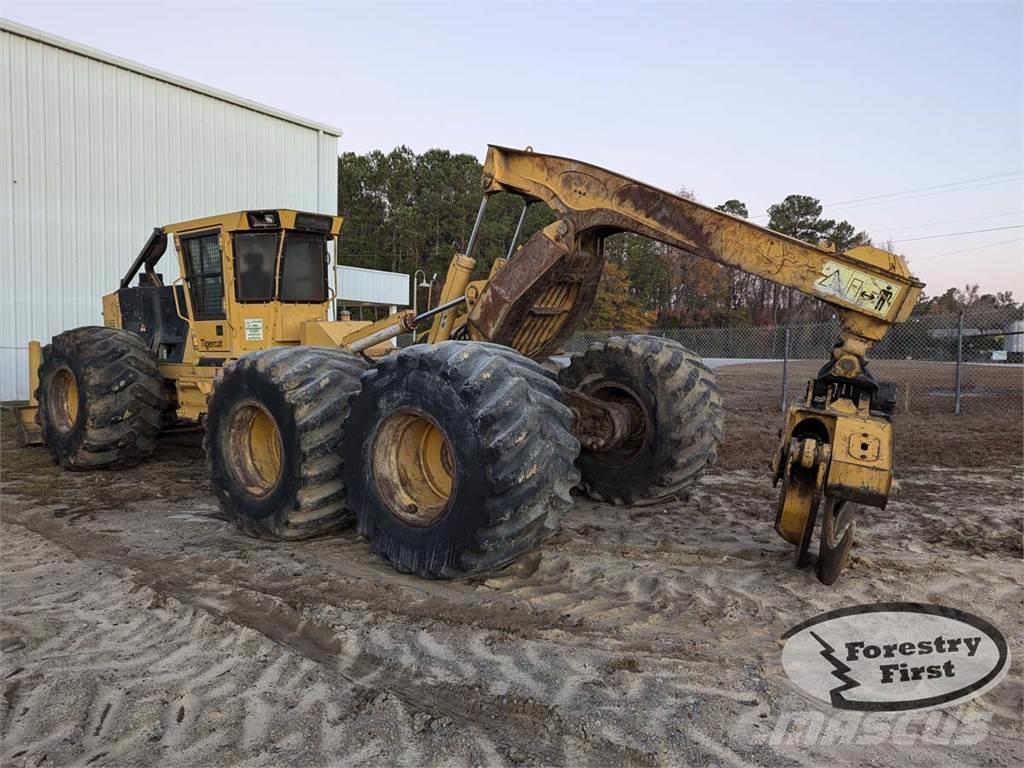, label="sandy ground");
[1,411,1022,767]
